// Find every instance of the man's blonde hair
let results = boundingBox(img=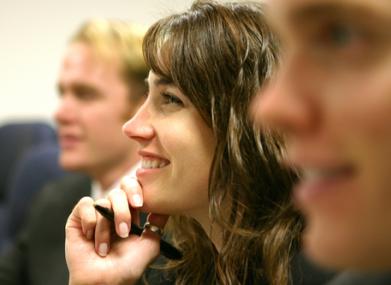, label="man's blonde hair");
[71,19,148,102]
